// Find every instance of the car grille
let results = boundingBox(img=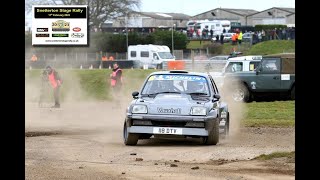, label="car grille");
[132,119,205,128]
[151,121,187,127]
